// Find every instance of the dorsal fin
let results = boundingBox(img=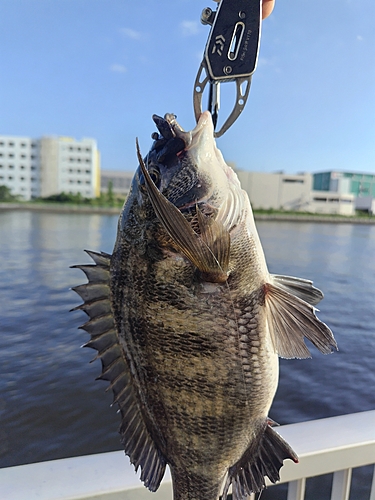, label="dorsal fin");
[71,251,166,491]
